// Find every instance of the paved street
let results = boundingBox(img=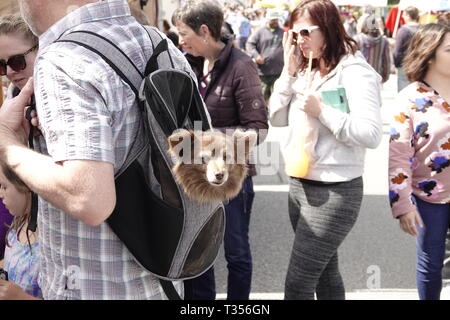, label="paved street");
[214,74,426,300]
